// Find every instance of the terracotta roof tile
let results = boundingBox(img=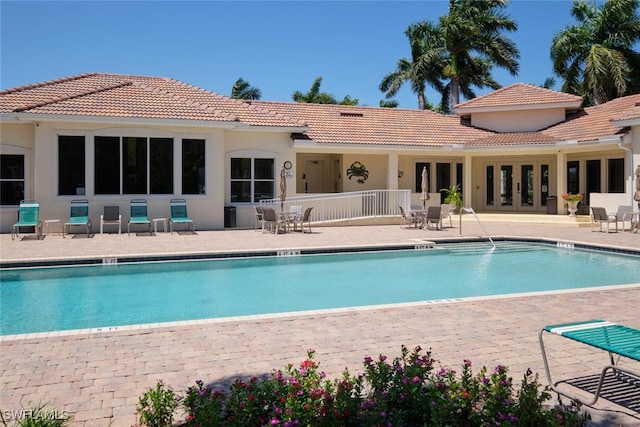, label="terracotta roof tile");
[252,101,490,146]
[545,94,640,142]
[611,103,640,122]
[0,73,305,127]
[465,132,557,147]
[454,83,582,112]
[2,73,635,148]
